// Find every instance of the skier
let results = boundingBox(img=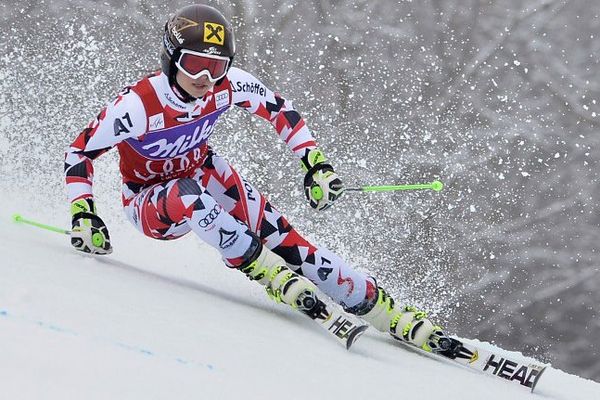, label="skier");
[65,4,444,351]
